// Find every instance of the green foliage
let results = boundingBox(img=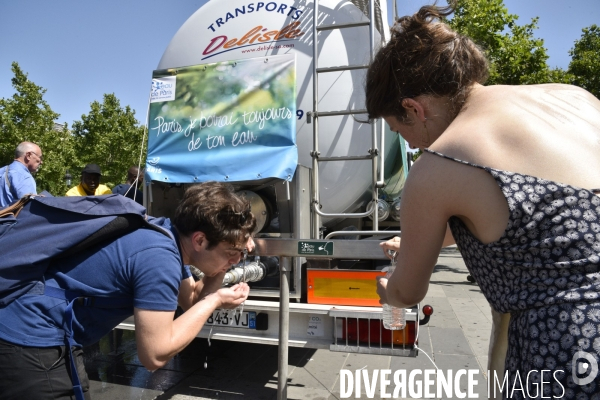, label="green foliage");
[411,150,422,162]
[0,62,77,195]
[0,64,146,196]
[71,93,146,188]
[448,0,557,85]
[568,24,600,98]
